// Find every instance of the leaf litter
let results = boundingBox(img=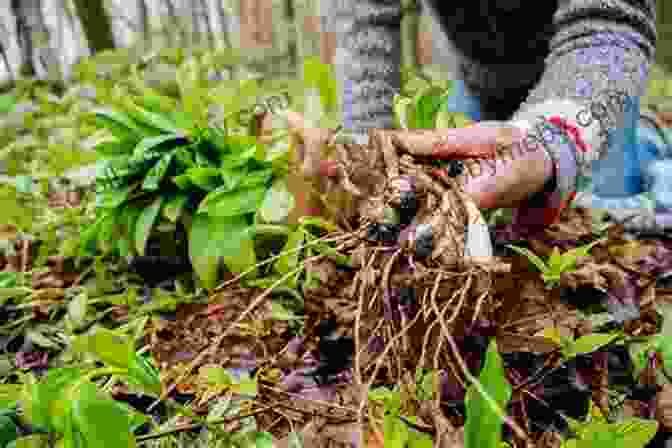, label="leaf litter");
[4,125,672,447]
